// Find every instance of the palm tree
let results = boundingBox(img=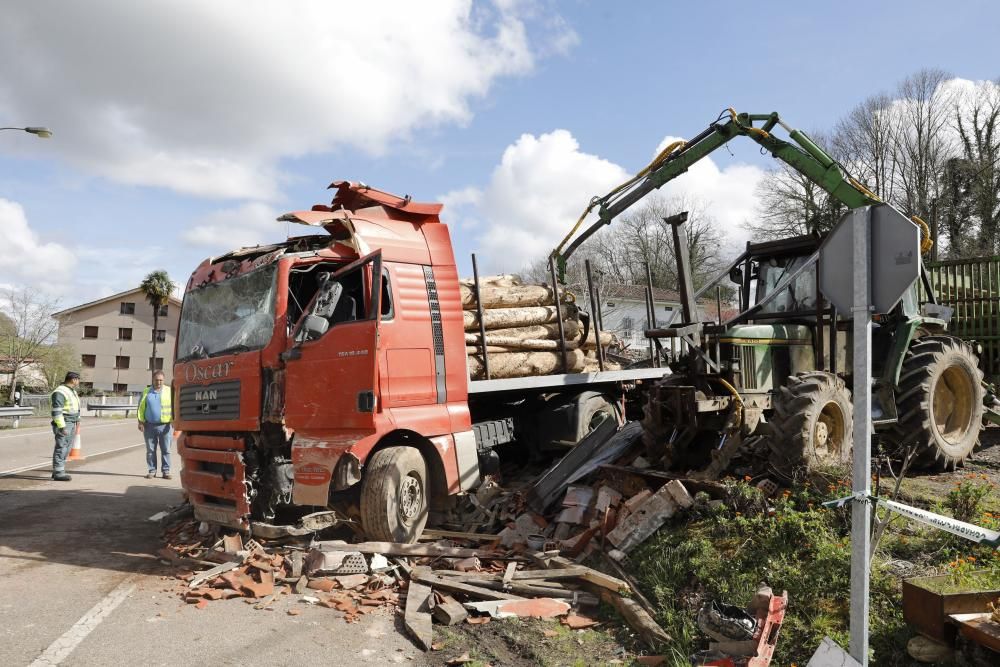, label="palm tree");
[139,270,176,383]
